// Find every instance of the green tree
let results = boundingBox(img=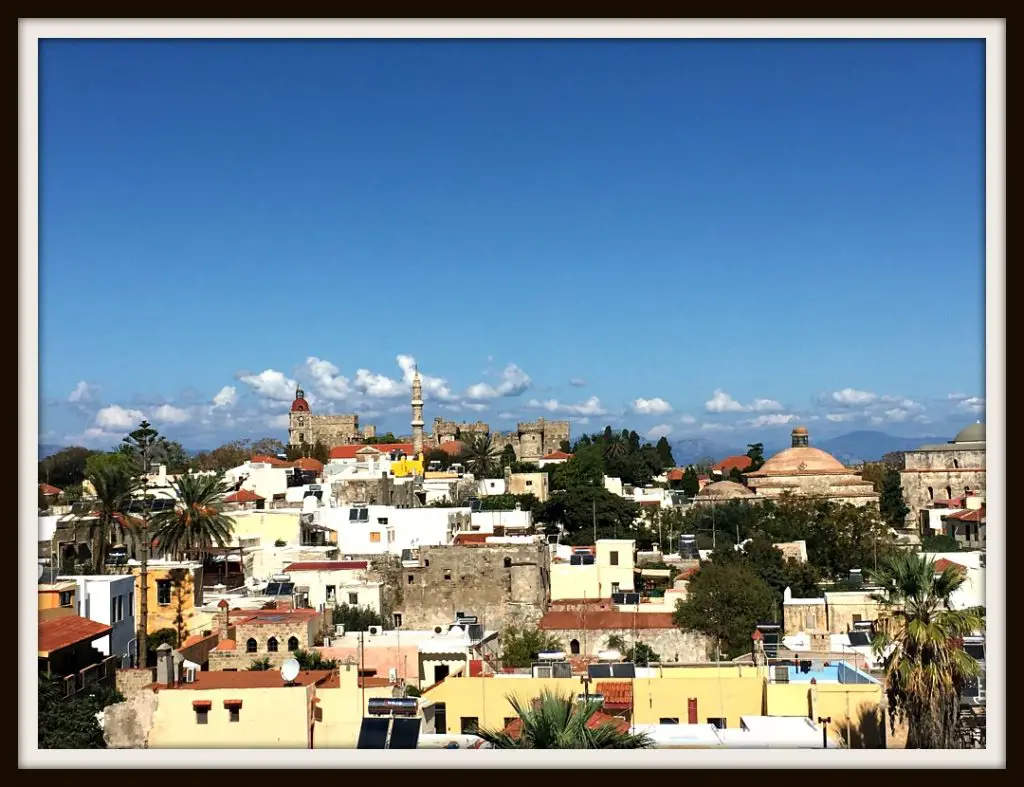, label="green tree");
[558,440,572,454]
[605,634,662,666]
[464,433,500,478]
[869,553,985,748]
[727,467,744,482]
[745,443,766,472]
[673,559,777,659]
[83,458,136,572]
[251,438,287,456]
[500,444,518,469]
[499,625,563,669]
[680,467,700,497]
[655,436,675,468]
[39,446,99,488]
[424,448,453,470]
[152,474,236,561]
[540,487,640,540]
[921,534,961,553]
[248,658,272,671]
[551,444,604,490]
[308,440,329,464]
[332,604,391,631]
[879,468,911,530]
[476,690,653,749]
[195,440,252,472]
[38,674,123,749]
[292,649,339,671]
